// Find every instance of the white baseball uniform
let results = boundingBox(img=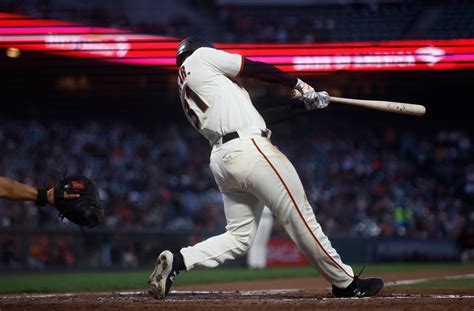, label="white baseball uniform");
[177,47,354,288]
